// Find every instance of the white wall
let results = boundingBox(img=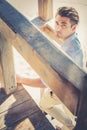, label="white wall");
[7,0,38,20]
[55,0,87,5]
